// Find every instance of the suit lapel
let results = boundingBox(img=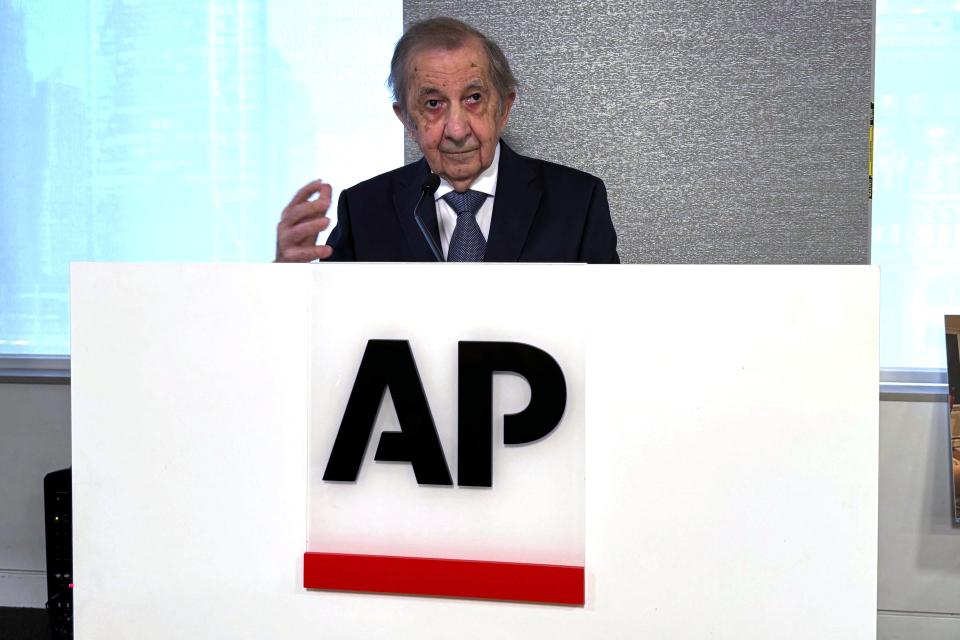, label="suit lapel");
[393,158,442,262]
[484,141,541,262]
